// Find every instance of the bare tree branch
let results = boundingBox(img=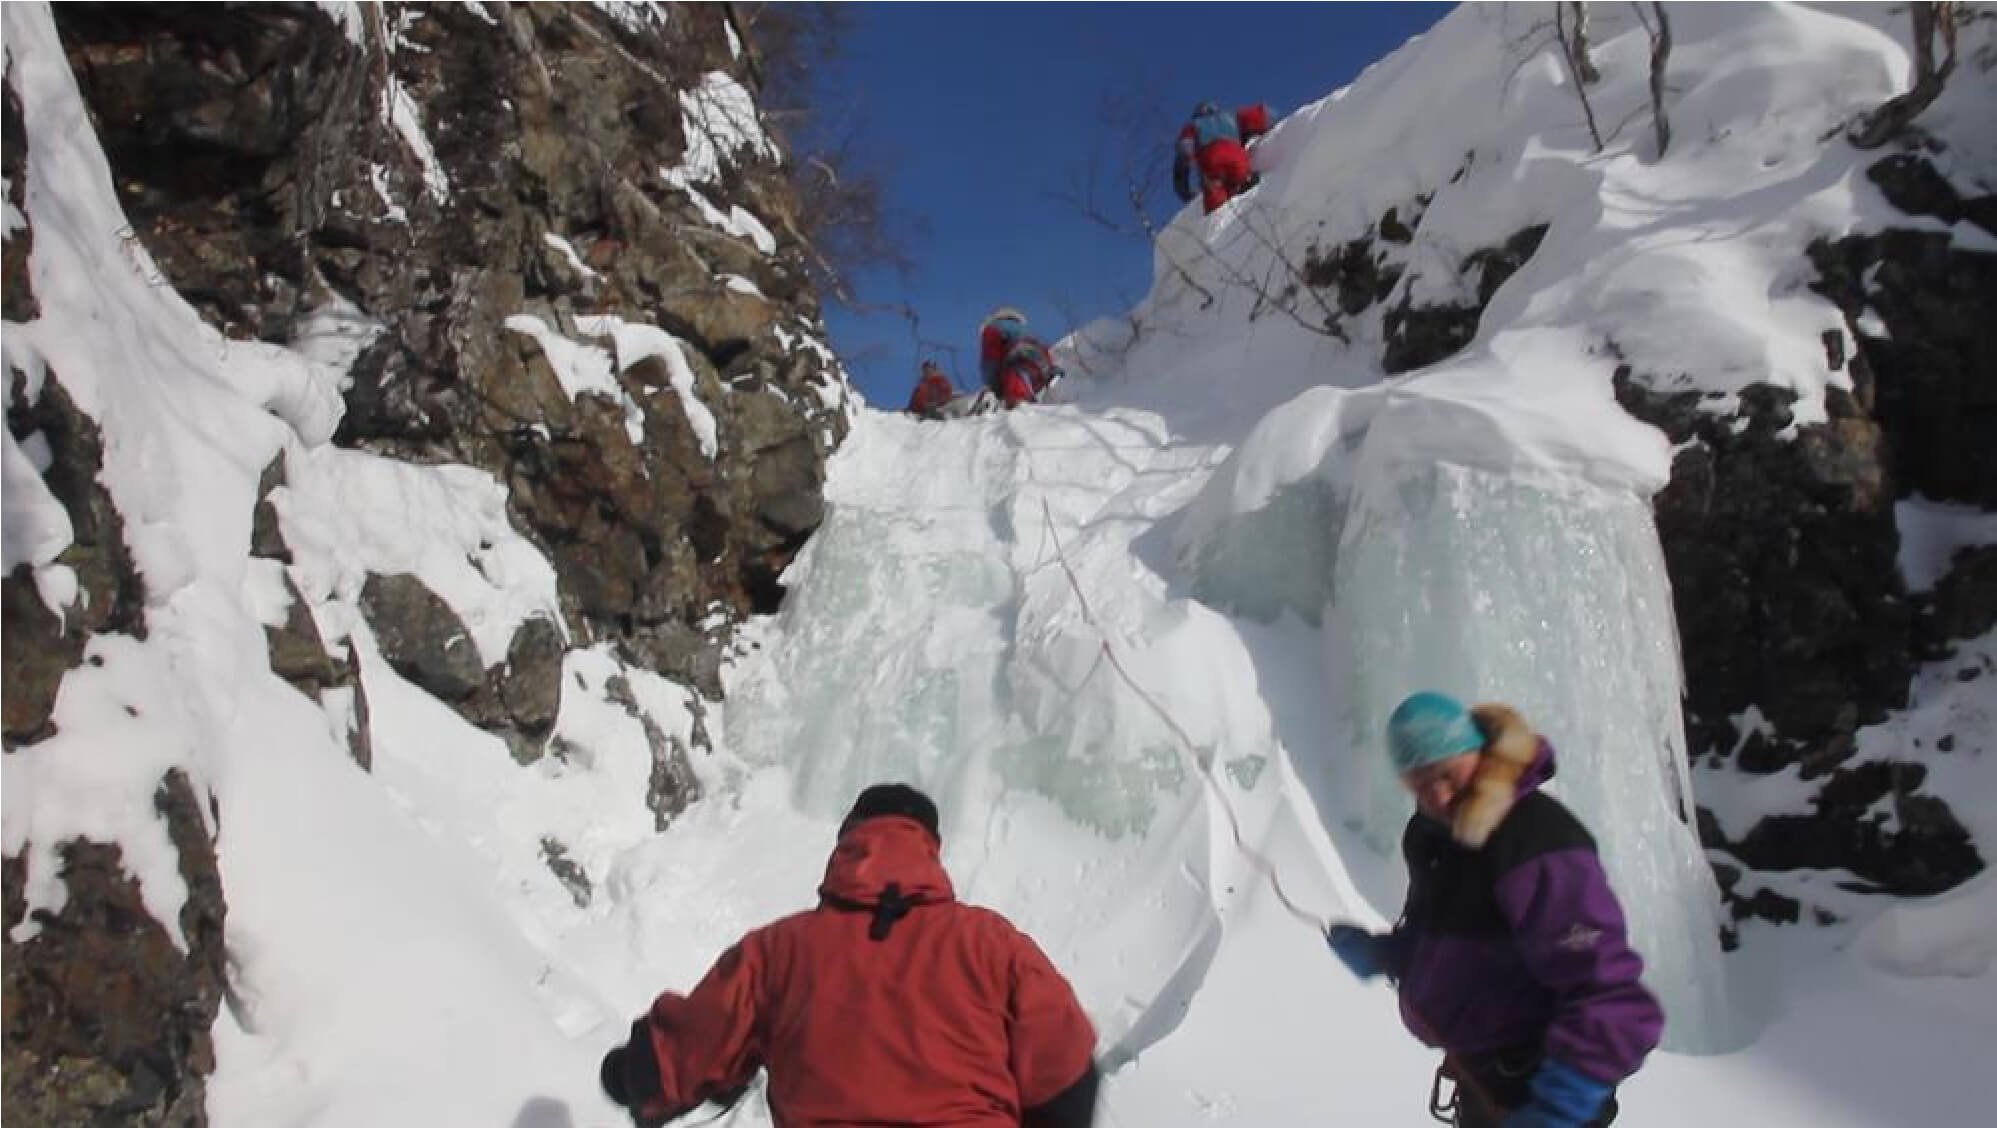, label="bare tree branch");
[1234,203,1346,338]
[1647,2,1673,158]
[1849,2,1960,149]
[1569,2,1602,84]
[731,4,920,308]
[1497,12,1560,102]
[1554,2,1606,151]
[719,2,766,90]
[1128,188,1223,312]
